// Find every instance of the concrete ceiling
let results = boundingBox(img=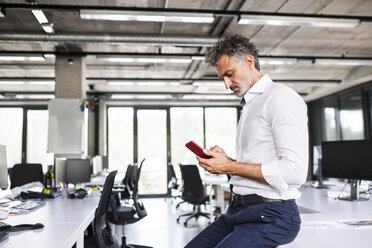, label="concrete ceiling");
[0,0,372,103]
